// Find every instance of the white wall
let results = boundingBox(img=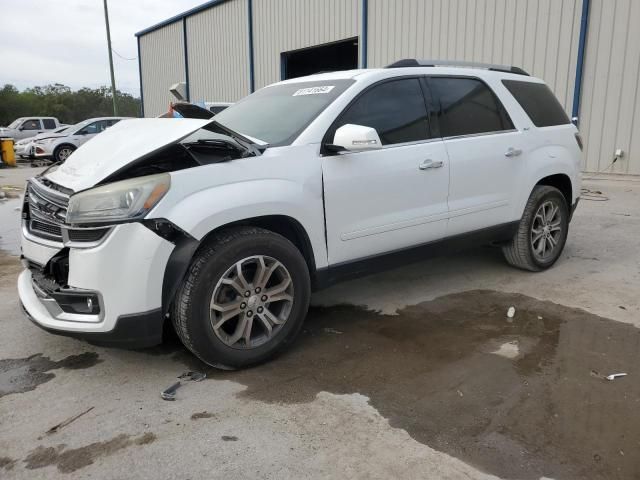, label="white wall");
[139,22,185,117]
[580,0,640,174]
[187,0,250,103]
[251,0,361,89]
